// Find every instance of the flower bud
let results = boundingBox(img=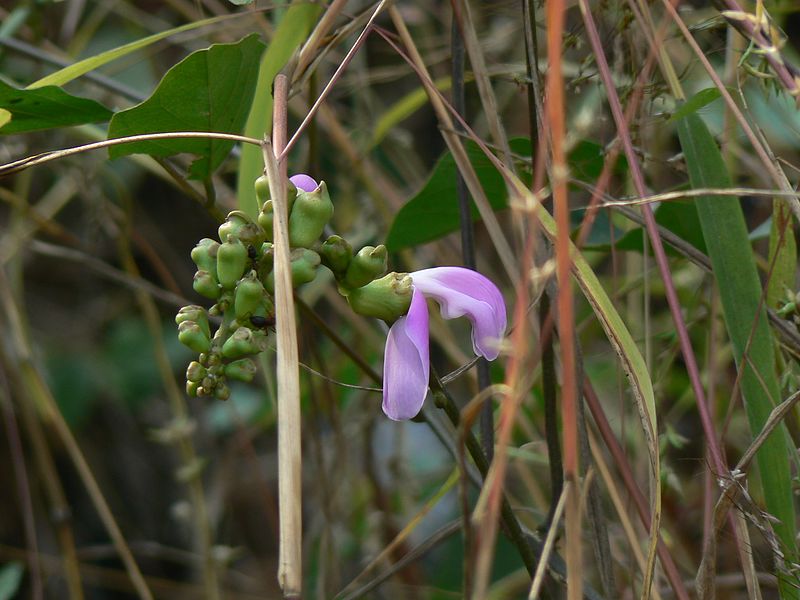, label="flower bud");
[255,174,270,203]
[218,211,251,243]
[257,242,274,281]
[186,380,200,398]
[257,201,275,242]
[193,270,220,299]
[288,181,334,248]
[224,358,257,383]
[346,272,413,321]
[342,245,388,289]
[178,320,211,353]
[265,248,321,292]
[319,235,352,276]
[214,382,231,401]
[176,306,210,338]
[186,361,207,383]
[234,271,265,320]
[216,237,248,289]
[221,326,264,359]
[191,238,219,275]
